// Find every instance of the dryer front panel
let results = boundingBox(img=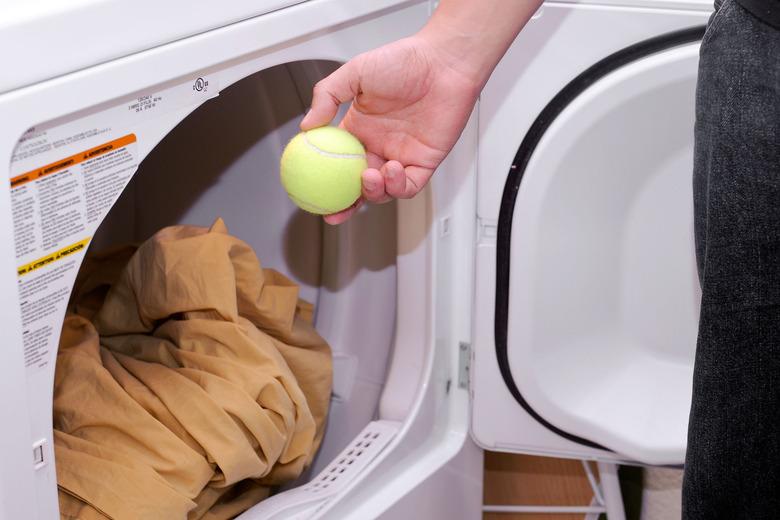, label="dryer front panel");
[0,2,478,518]
[473,3,710,465]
